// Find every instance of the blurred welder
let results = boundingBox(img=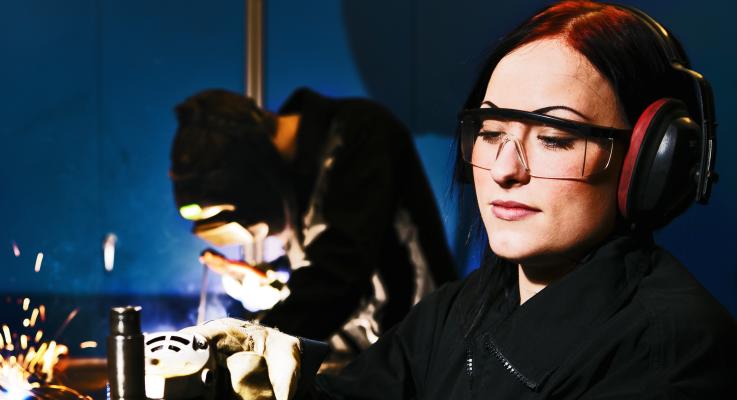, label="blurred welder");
[169,87,457,353]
